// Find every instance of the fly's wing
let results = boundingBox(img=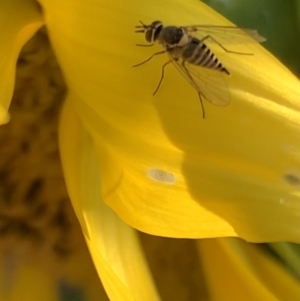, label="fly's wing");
[183,25,266,45]
[168,53,230,106]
